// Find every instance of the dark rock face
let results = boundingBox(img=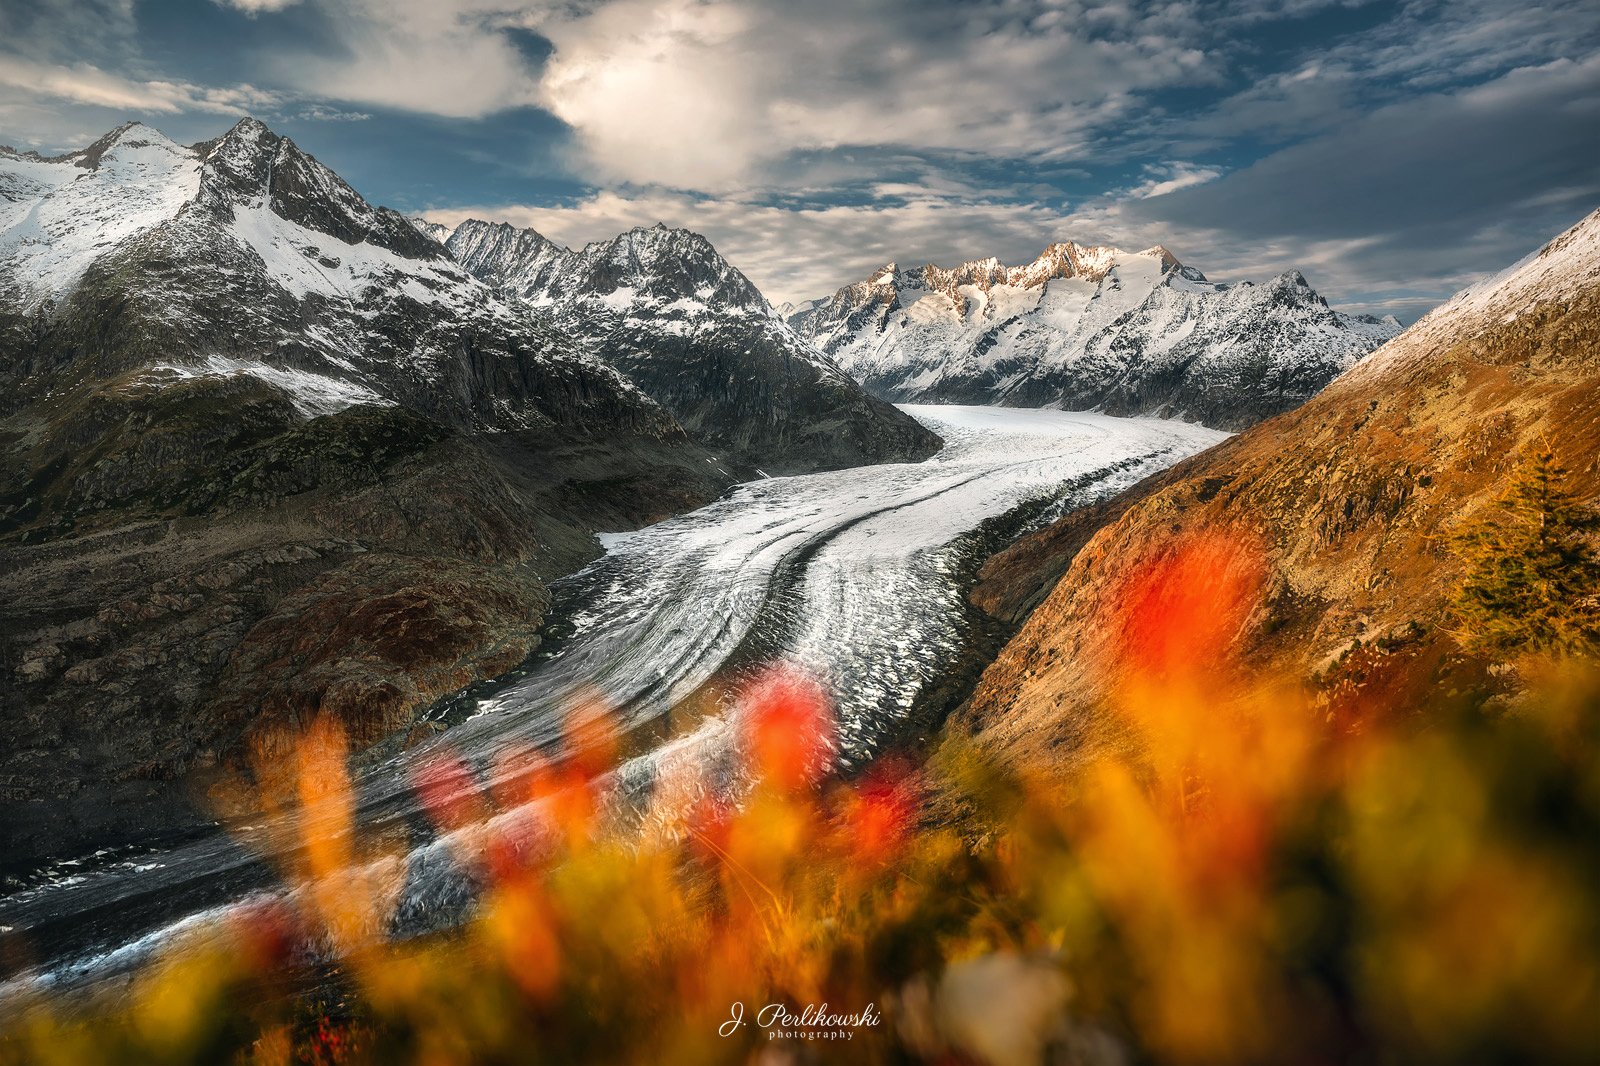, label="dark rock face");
[0,119,732,872]
[194,118,444,261]
[448,220,943,474]
[786,244,1402,431]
